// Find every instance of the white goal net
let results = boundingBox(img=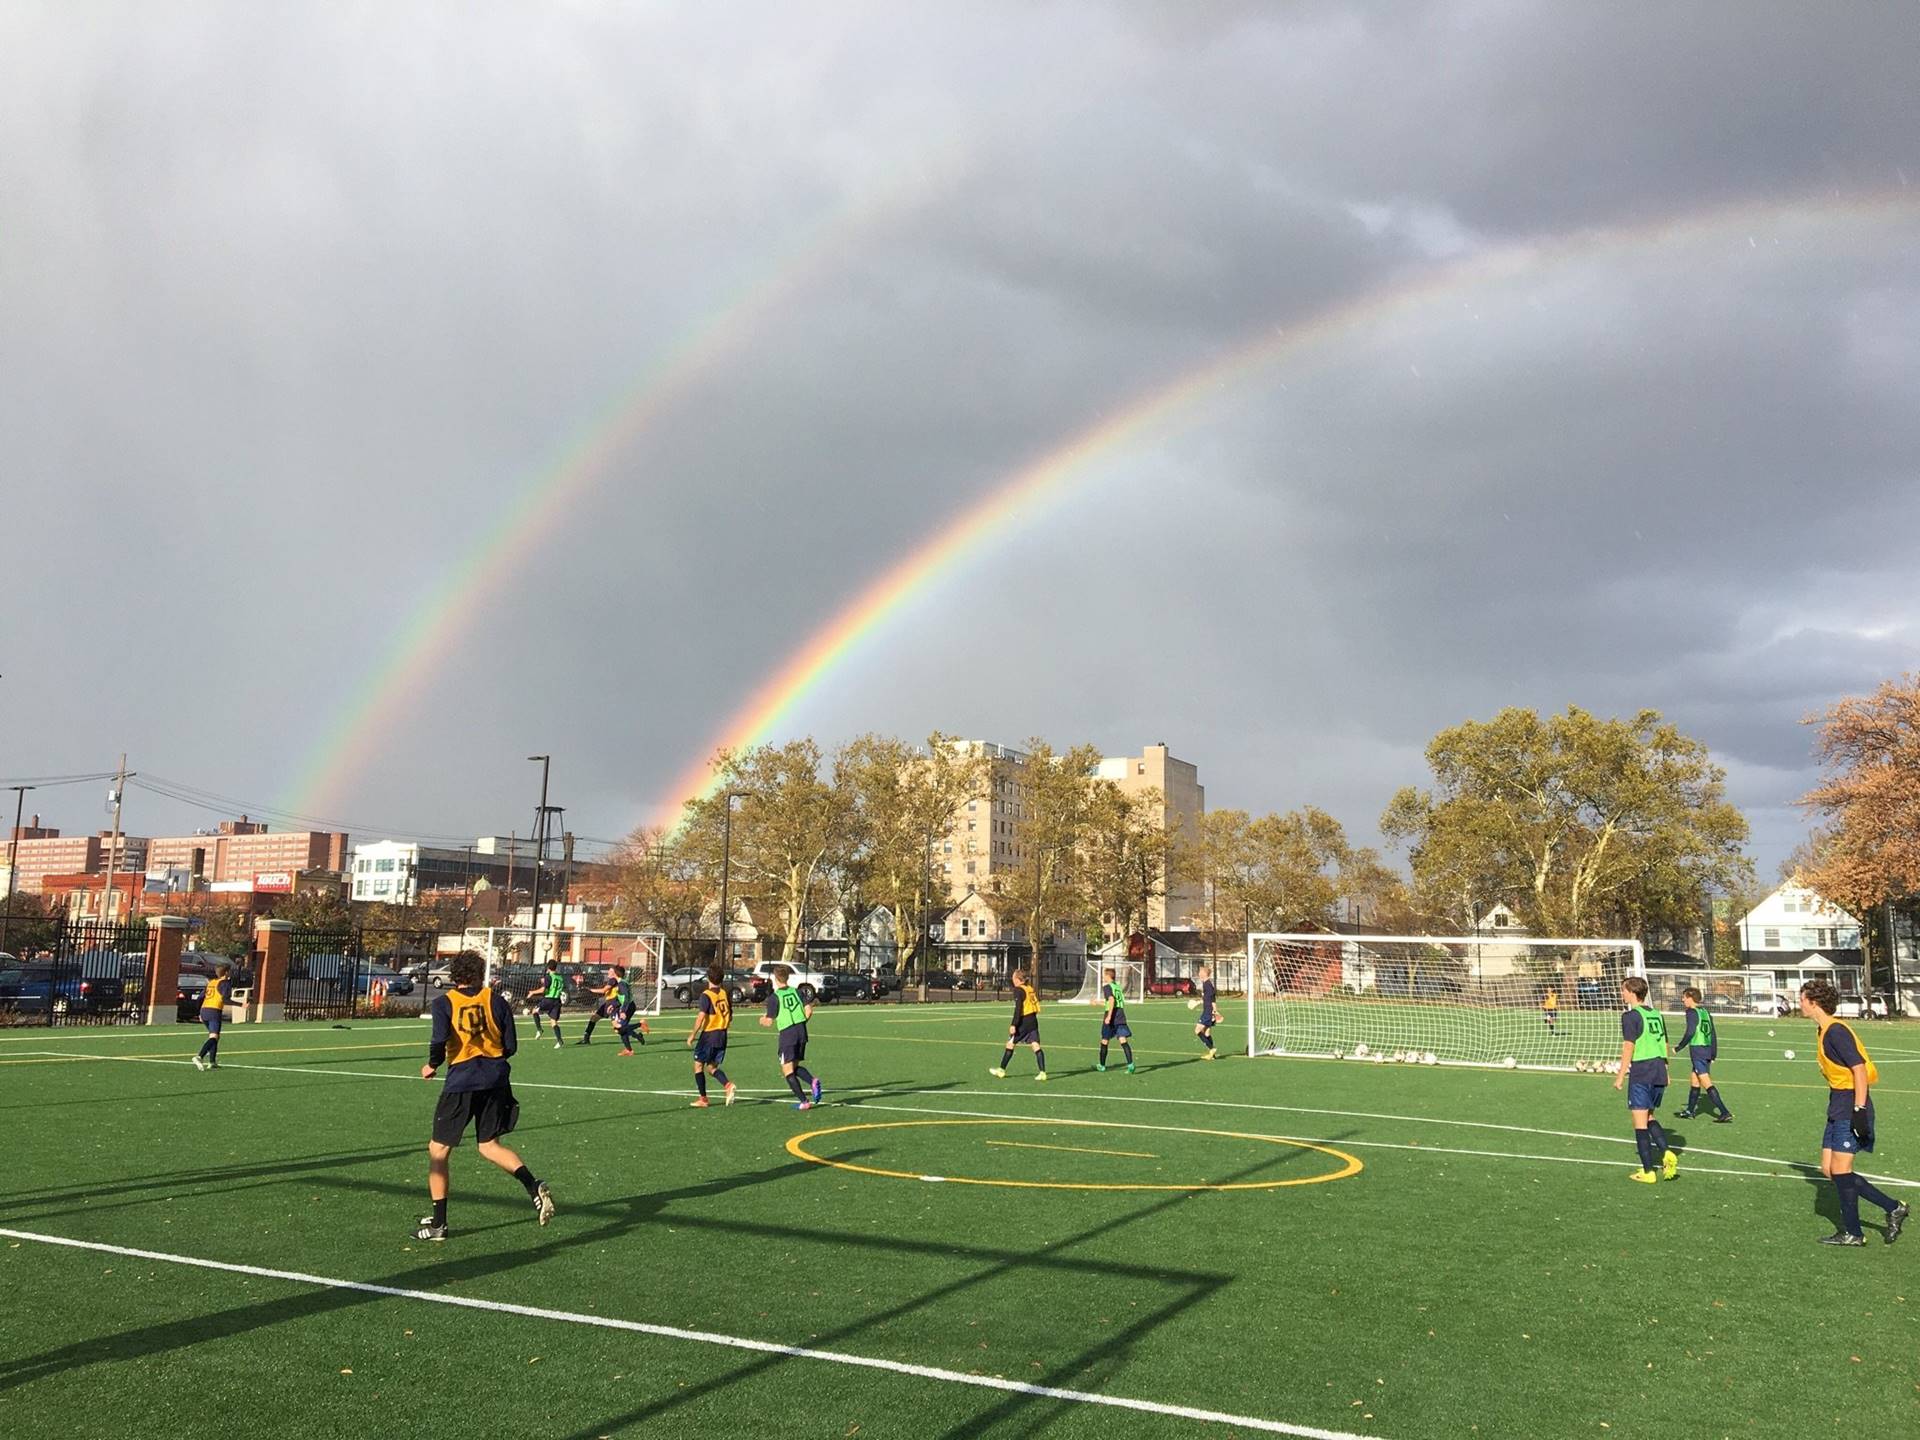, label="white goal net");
[476,928,668,1015]
[1065,958,1147,1005]
[1247,932,1644,1071]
